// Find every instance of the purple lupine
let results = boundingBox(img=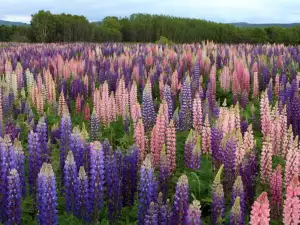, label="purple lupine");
[70,126,84,169]
[50,123,60,145]
[64,151,77,214]
[239,151,258,209]
[122,145,139,207]
[229,197,242,225]
[28,130,42,193]
[190,136,201,170]
[184,129,194,168]
[6,169,21,225]
[159,145,169,198]
[142,84,156,132]
[157,193,172,225]
[179,75,192,131]
[37,163,58,225]
[240,90,248,109]
[5,122,18,141]
[185,200,202,225]
[60,112,72,190]
[164,85,173,119]
[172,174,189,225]
[3,94,10,120]
[13,139,26,196]
[145,202,158,225]
[173,107,180,131]
[223,136,237,192]
[231,176,245,225]
[90,109,99,141]
[89,141,105,221]
[106,149,123,223]
[211,126,224,168]
[36,117,49,162]
[240,120,248,135]
[138,155,157,225]
[211,165,225,225]
[75,166,90,222]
